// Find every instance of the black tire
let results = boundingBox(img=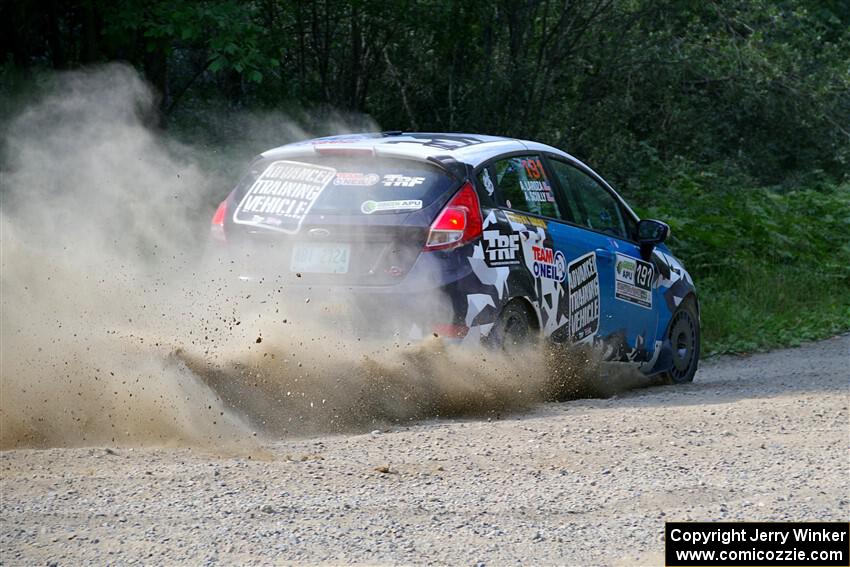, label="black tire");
[663,300,700,384]
[486,301,537,353]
